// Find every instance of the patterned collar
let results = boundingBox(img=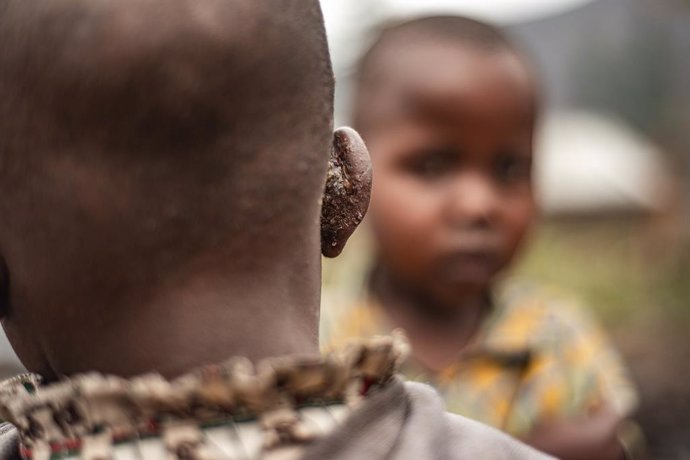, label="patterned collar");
[0,333,408,459]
